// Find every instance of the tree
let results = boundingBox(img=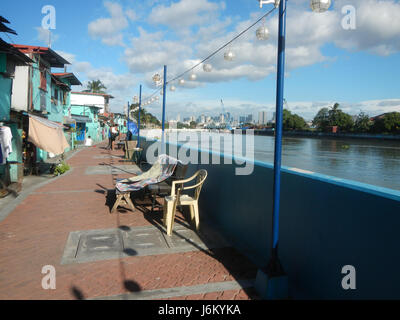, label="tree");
[283,109,308,131]
[371,112,400,134]
[354,112,372,133]
[189,121,197,129]
[84,80,107,94]
[313,103,354,132]
[130,106,161,127]
[313,107,330,131]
